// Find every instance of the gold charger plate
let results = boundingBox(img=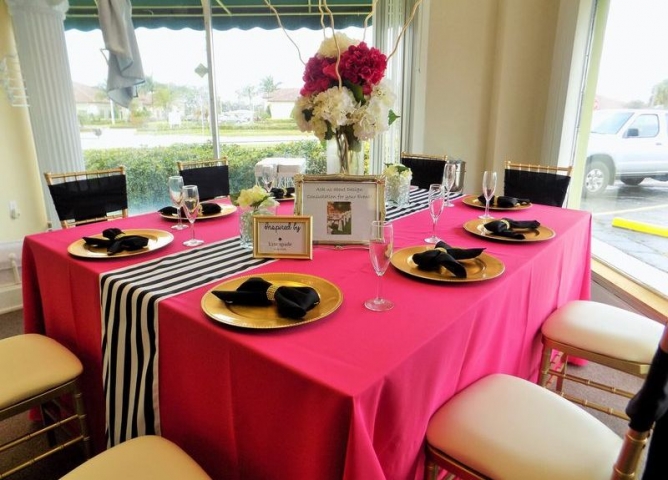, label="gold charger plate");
[202,272,343,329]
[463,218,556,242]
[390,245,504,283]
[68,229,174,259]
[461,195,532,211]
[160,203,237,221]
